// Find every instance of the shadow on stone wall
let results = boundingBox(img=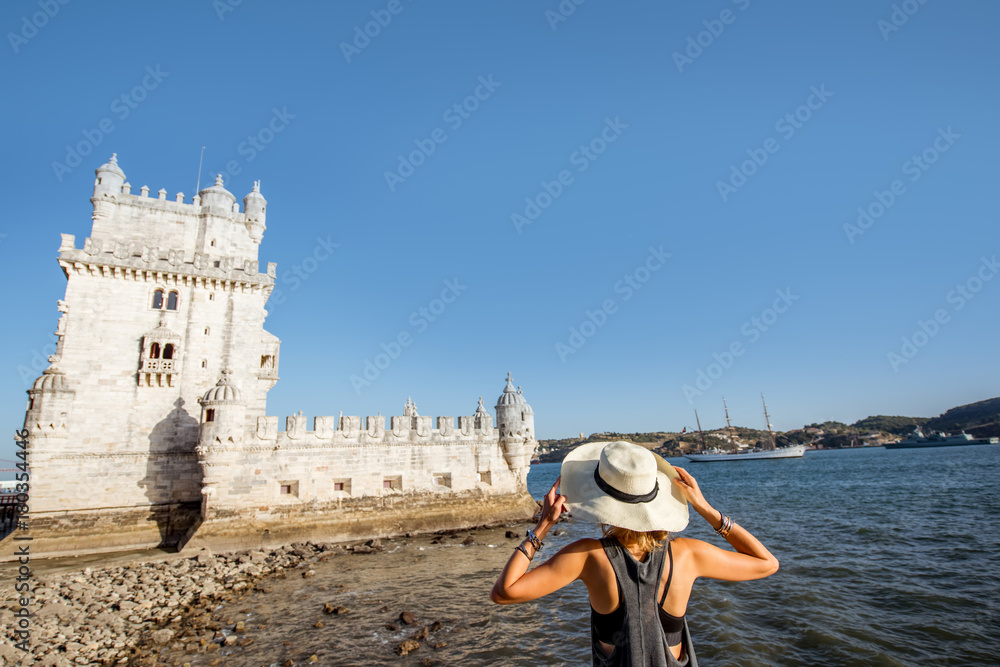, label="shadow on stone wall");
[138,398,203,549]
